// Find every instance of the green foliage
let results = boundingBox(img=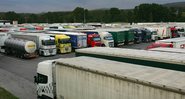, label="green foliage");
[0,4,185,23]
[0,87,18,99]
